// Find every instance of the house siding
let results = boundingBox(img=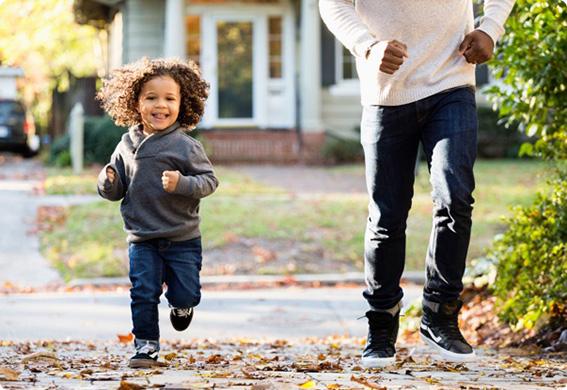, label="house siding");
[123,0,165,63]
[321,90,362,136]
